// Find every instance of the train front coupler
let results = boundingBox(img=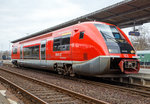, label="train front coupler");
[118,59,140,74]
